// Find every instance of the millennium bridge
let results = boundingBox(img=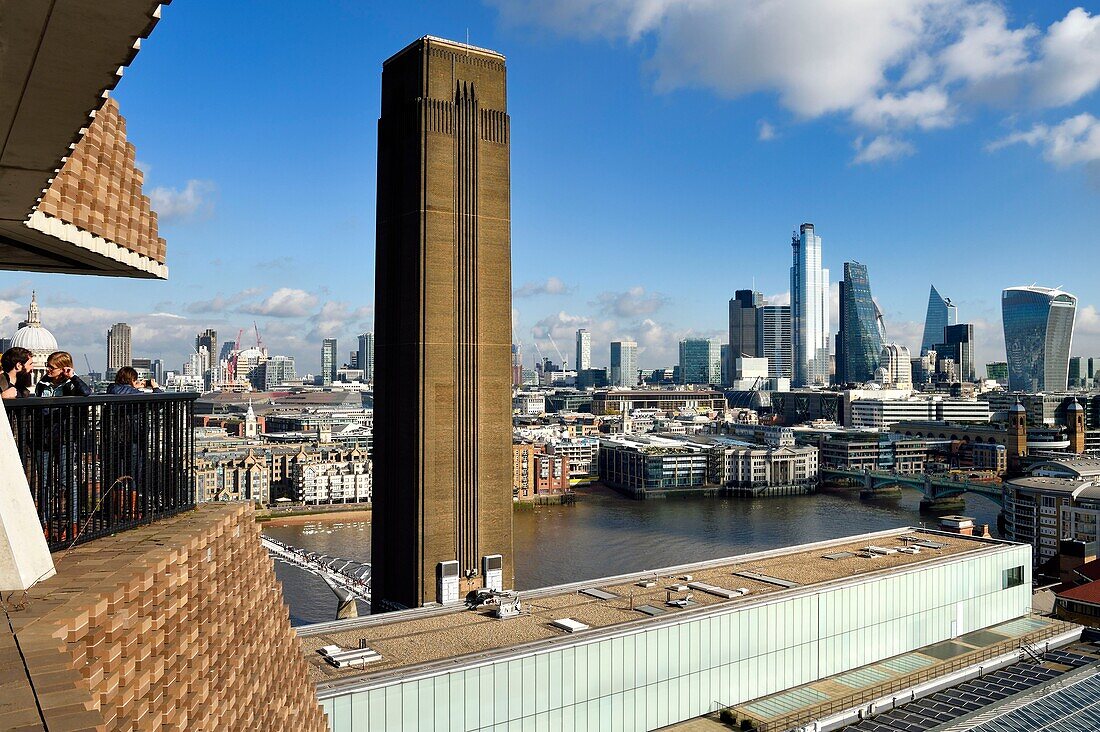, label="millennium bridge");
[261,535,370,619]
